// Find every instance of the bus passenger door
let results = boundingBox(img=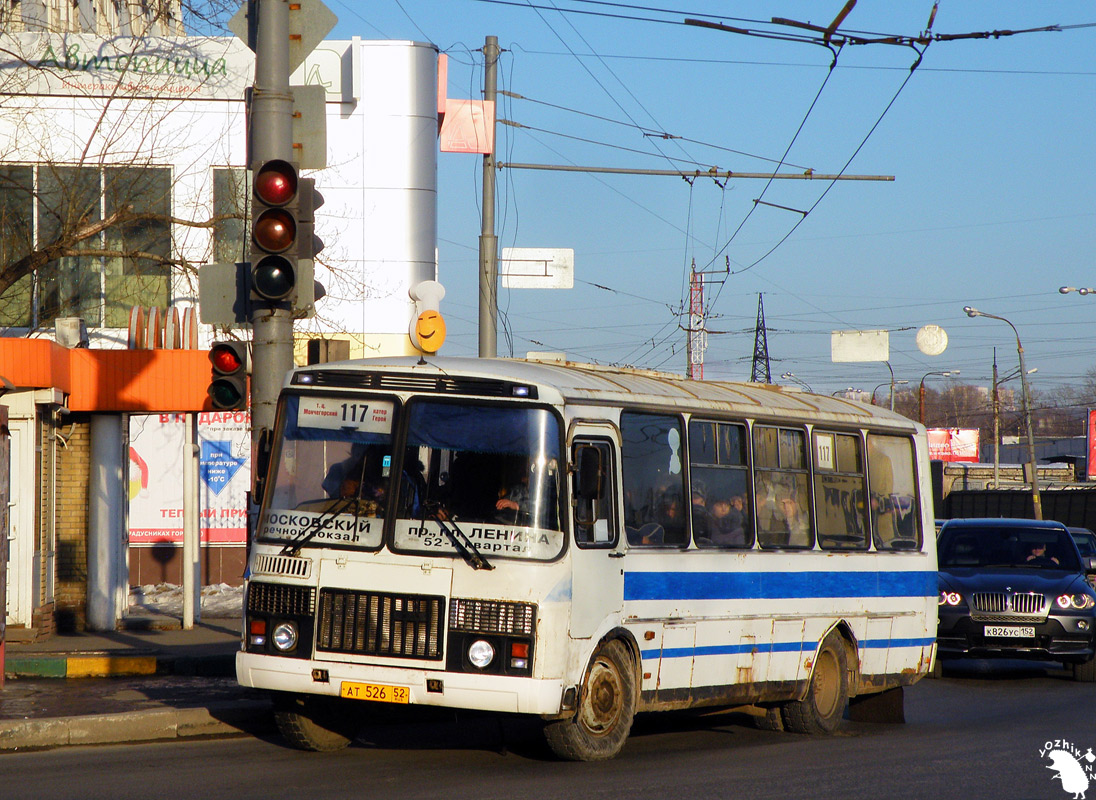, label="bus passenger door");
[568,434,624,639]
